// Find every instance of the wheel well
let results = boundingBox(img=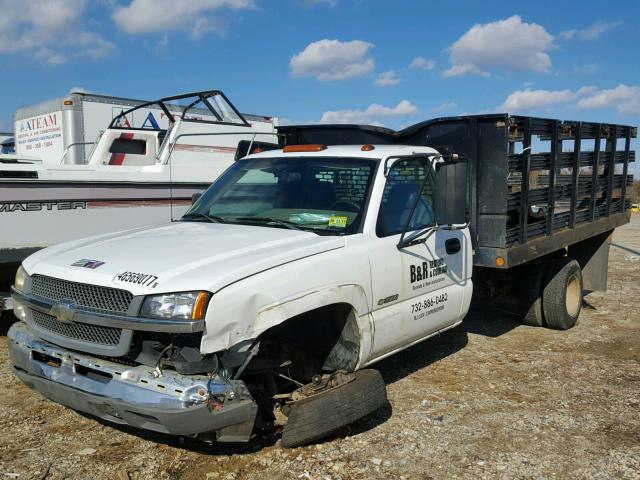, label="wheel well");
[256,303,360,380]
